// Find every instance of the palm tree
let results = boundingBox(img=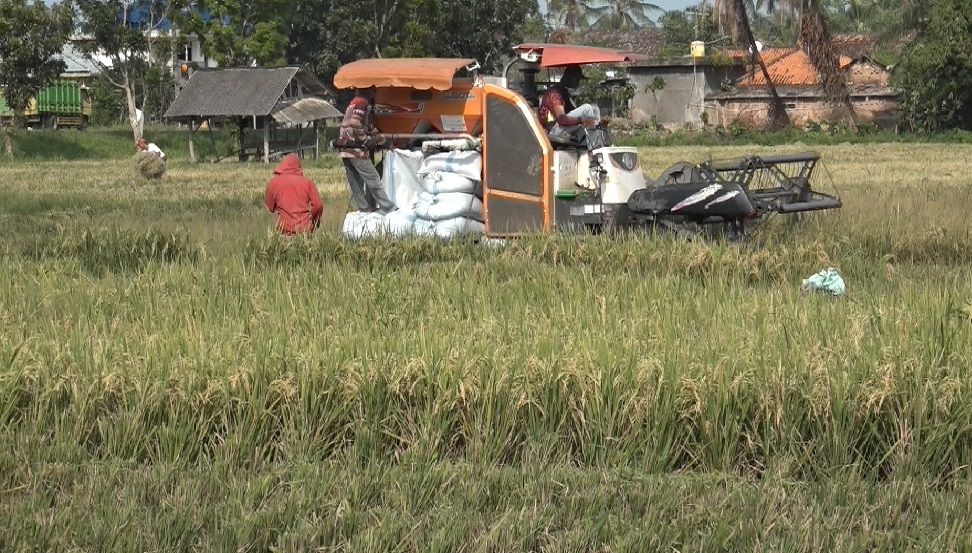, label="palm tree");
[768,0,858,126]
[586,0,663,30]
[547,0,597,30]
[713,0,790,130]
